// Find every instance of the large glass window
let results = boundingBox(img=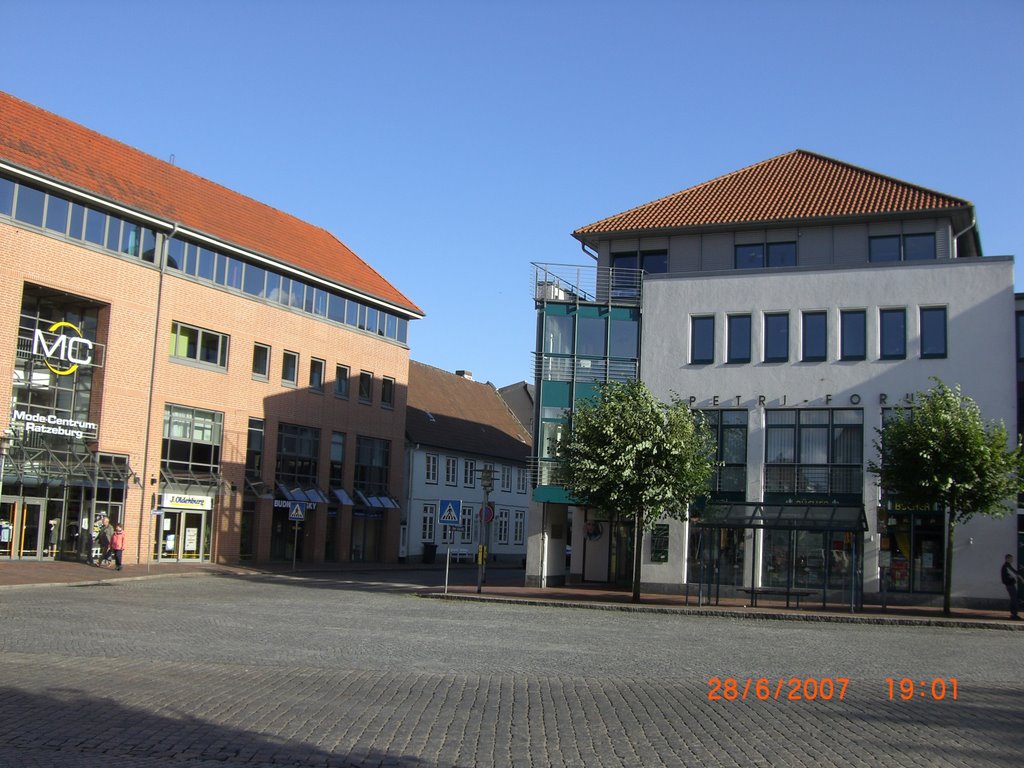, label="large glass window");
[920,307,947,358]
[276,422,320,487]
[13,184,45,227]
[691,316,714,364]
[329,432,345,486]
[870,233,936,262]
[704,410,748,498]
[801,311,827,362]
[170,321,229,369]
[727,314,751,363]
[840,310,866,361]
[869,236,900,262]
[764,312,789,363]
[765,409,863,500]
[354,436,391,496]
[543,313,573,355]
[879,309,906,359]
[246,418,264,479]
[903,233,936,261]
[576,314,606,357]
[162,405,224,476]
